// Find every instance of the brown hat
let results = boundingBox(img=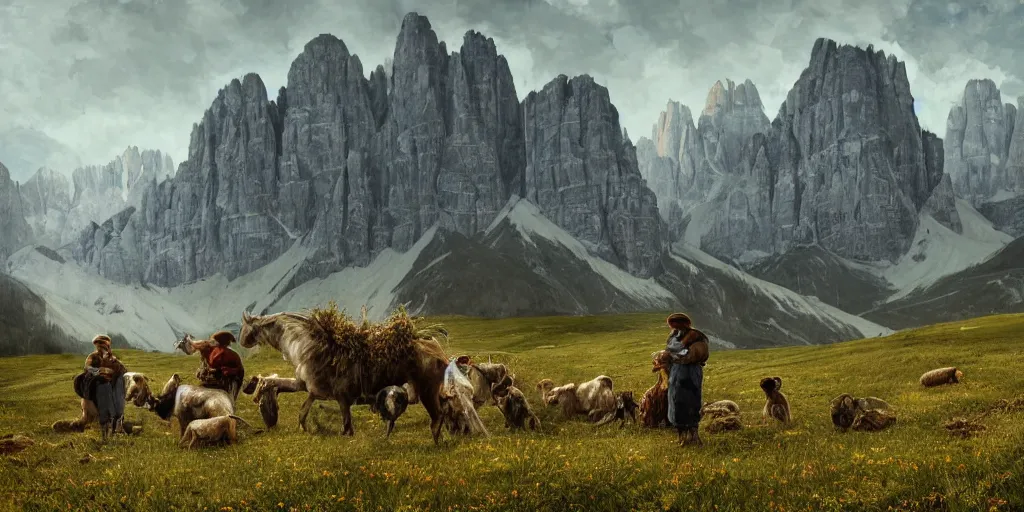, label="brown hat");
[666,313,692,328]
[210,331,236,346]
[92,335,112,347]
